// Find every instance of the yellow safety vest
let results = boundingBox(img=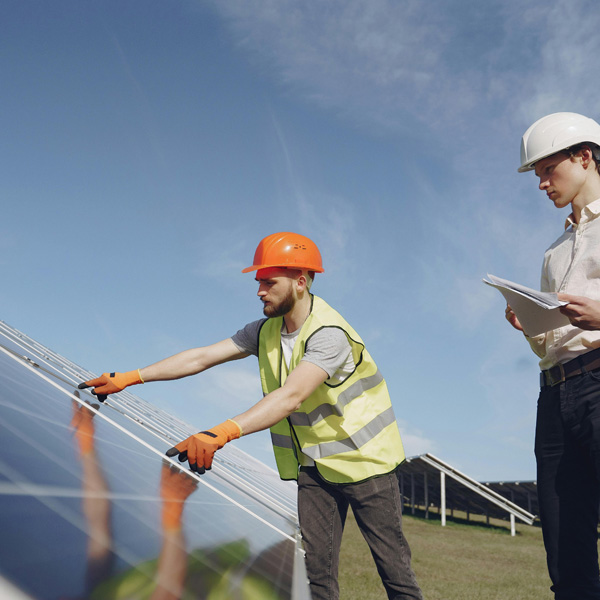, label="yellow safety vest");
[258,295,405,484]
